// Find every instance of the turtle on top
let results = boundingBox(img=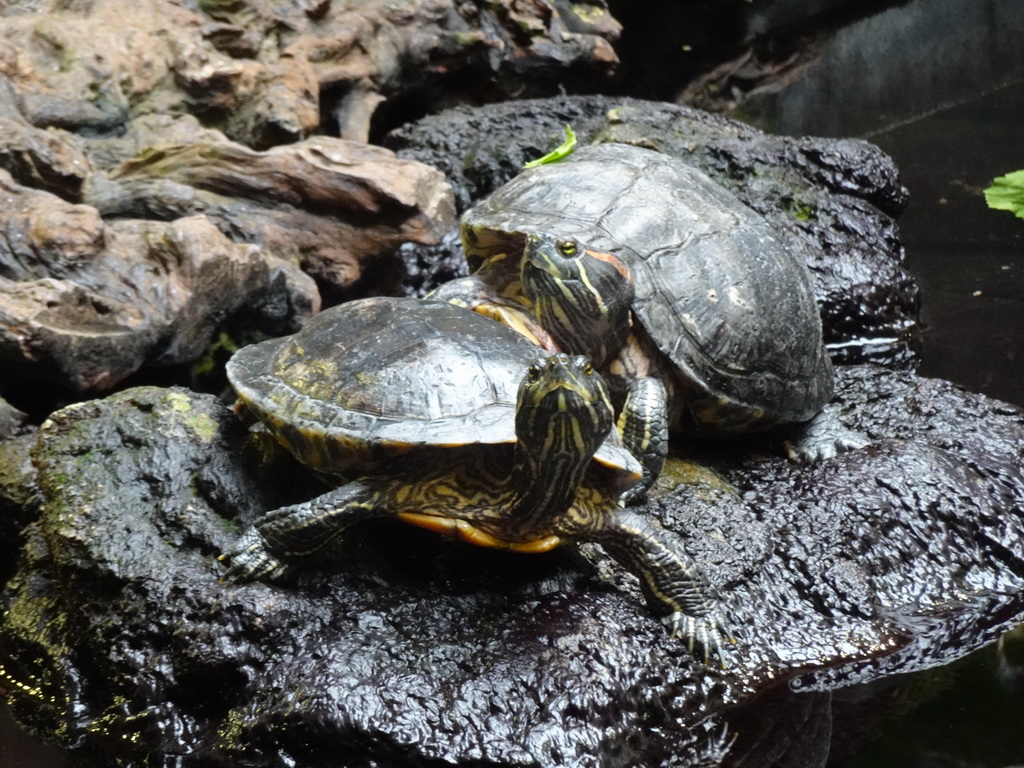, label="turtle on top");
[223,297,729,663]
[432,142,866,499]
